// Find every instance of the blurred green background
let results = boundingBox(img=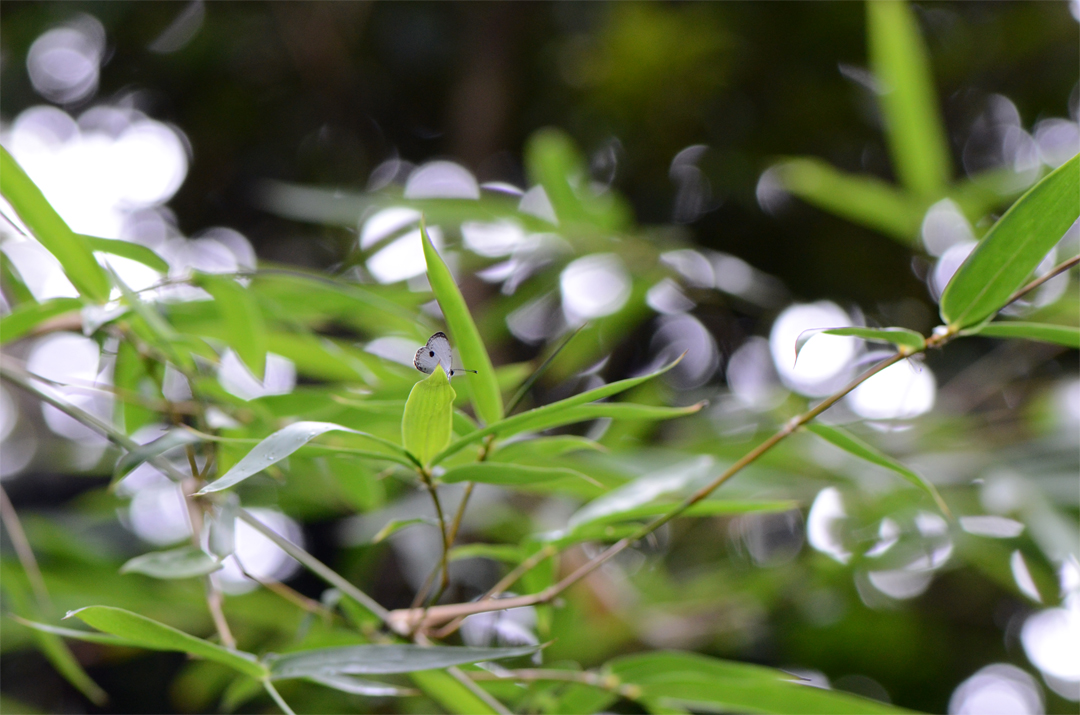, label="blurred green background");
[1,2,1077,714]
